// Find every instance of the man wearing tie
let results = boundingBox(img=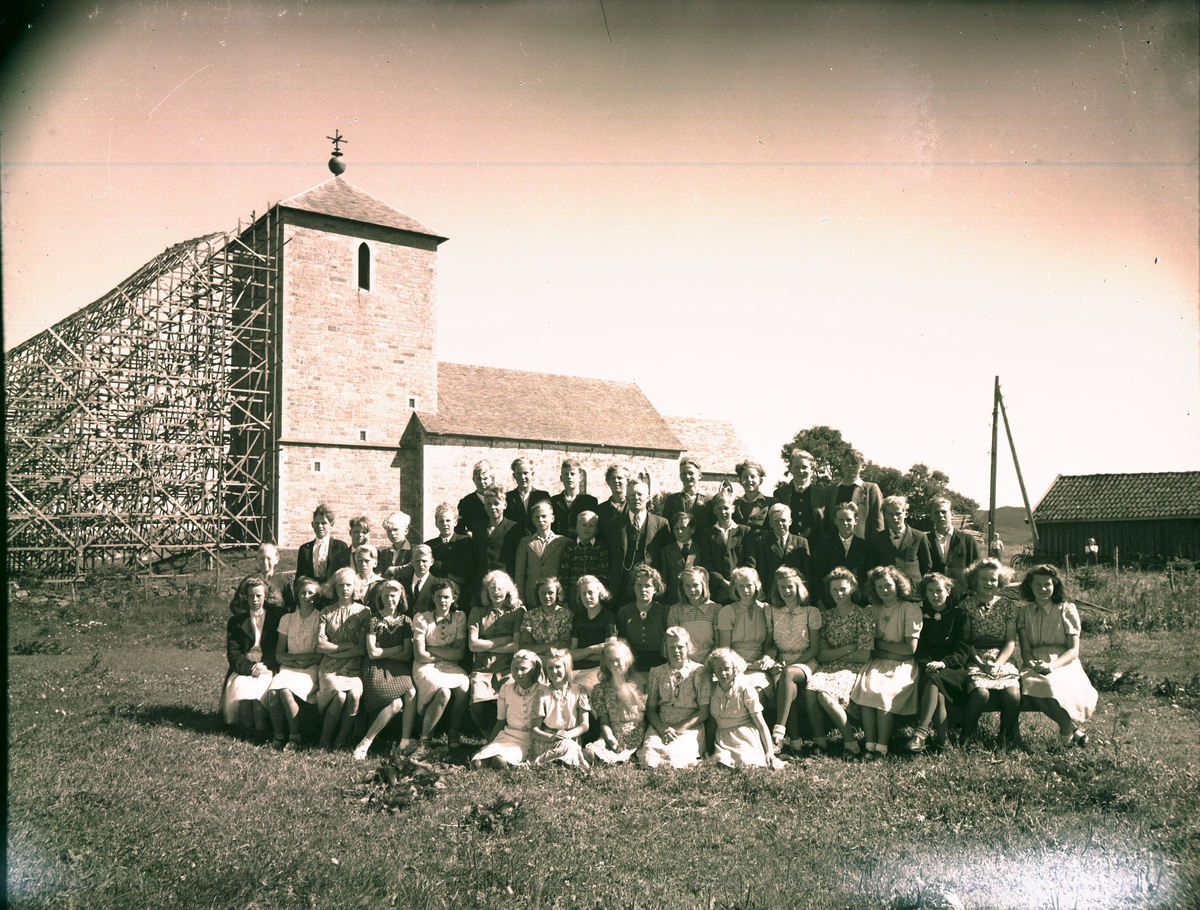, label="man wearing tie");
[867,495,932,588]
[607,479,670,603]
[926,496,980,598]
[752,503,812,599]
[392,544,440,616]
[812,502,871,598]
